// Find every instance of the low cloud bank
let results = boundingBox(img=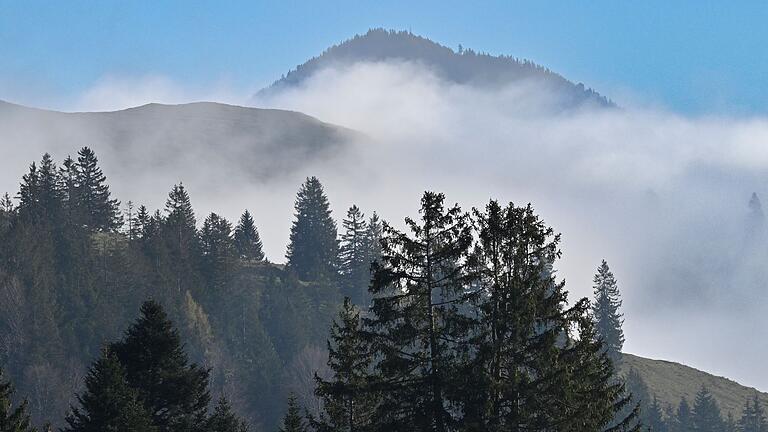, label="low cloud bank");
[2,61,768,390]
